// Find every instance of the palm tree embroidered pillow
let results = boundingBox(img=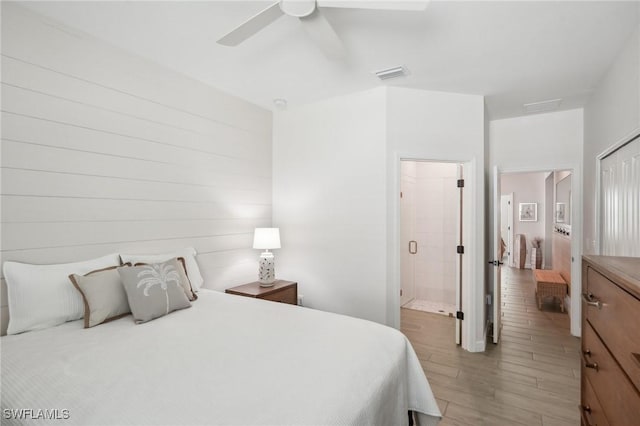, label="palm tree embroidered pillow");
[120,247,204,292]
[133,257,197,301]
[118,259,192,324]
